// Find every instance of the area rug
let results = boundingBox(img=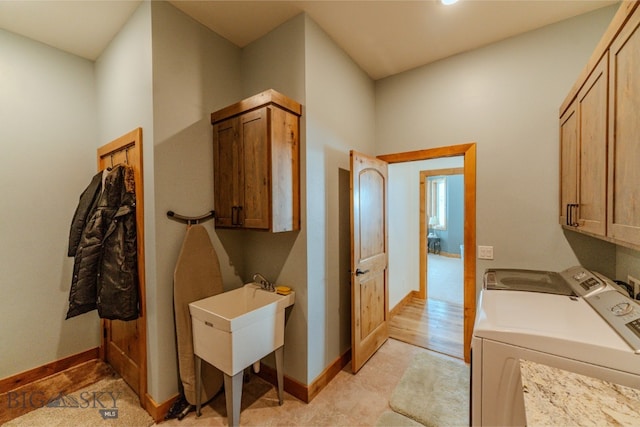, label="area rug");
[4,376,154,427]
[376,410,425,426]
[389,351,469,427]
